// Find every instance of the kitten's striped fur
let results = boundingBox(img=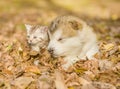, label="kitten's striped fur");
[25,24,49,52]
